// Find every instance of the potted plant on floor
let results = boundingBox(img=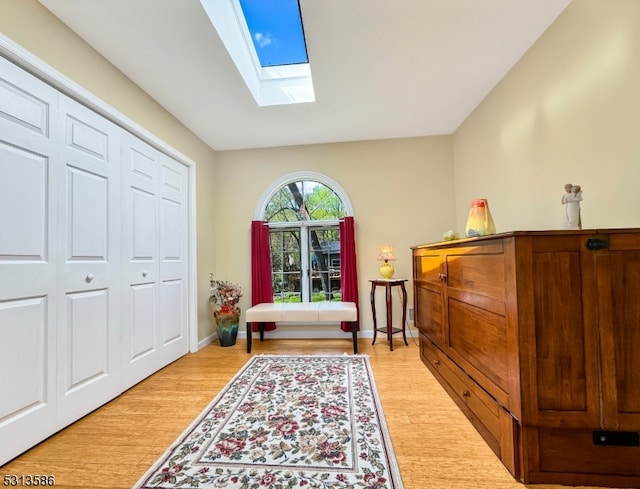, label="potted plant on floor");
[209,273,243,347]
